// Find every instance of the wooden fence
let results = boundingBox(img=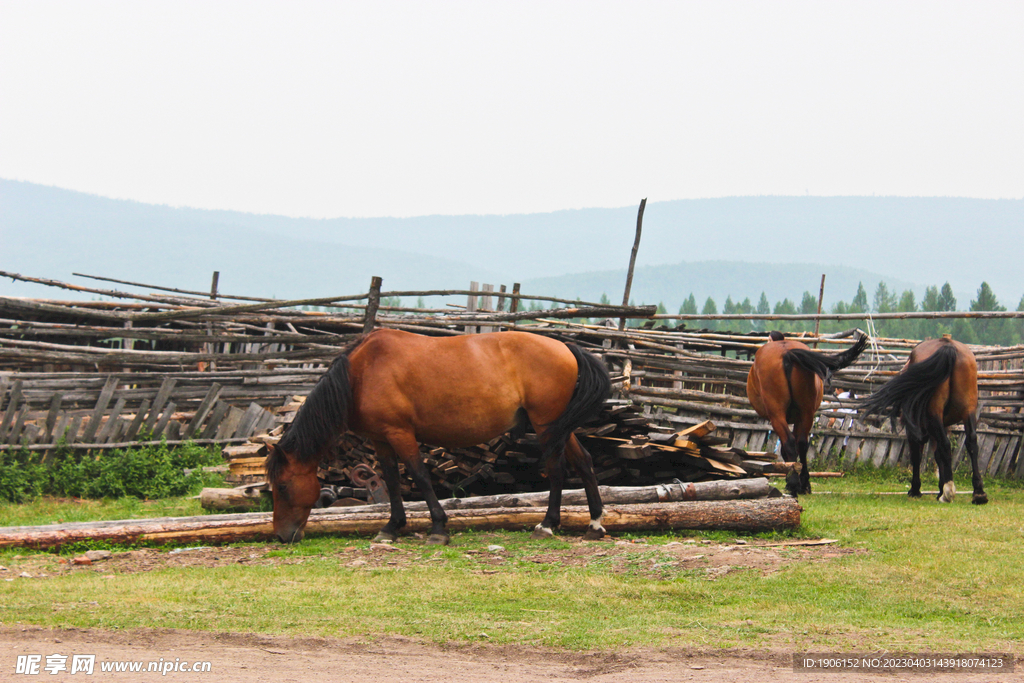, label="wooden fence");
[1,271,1021,480]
